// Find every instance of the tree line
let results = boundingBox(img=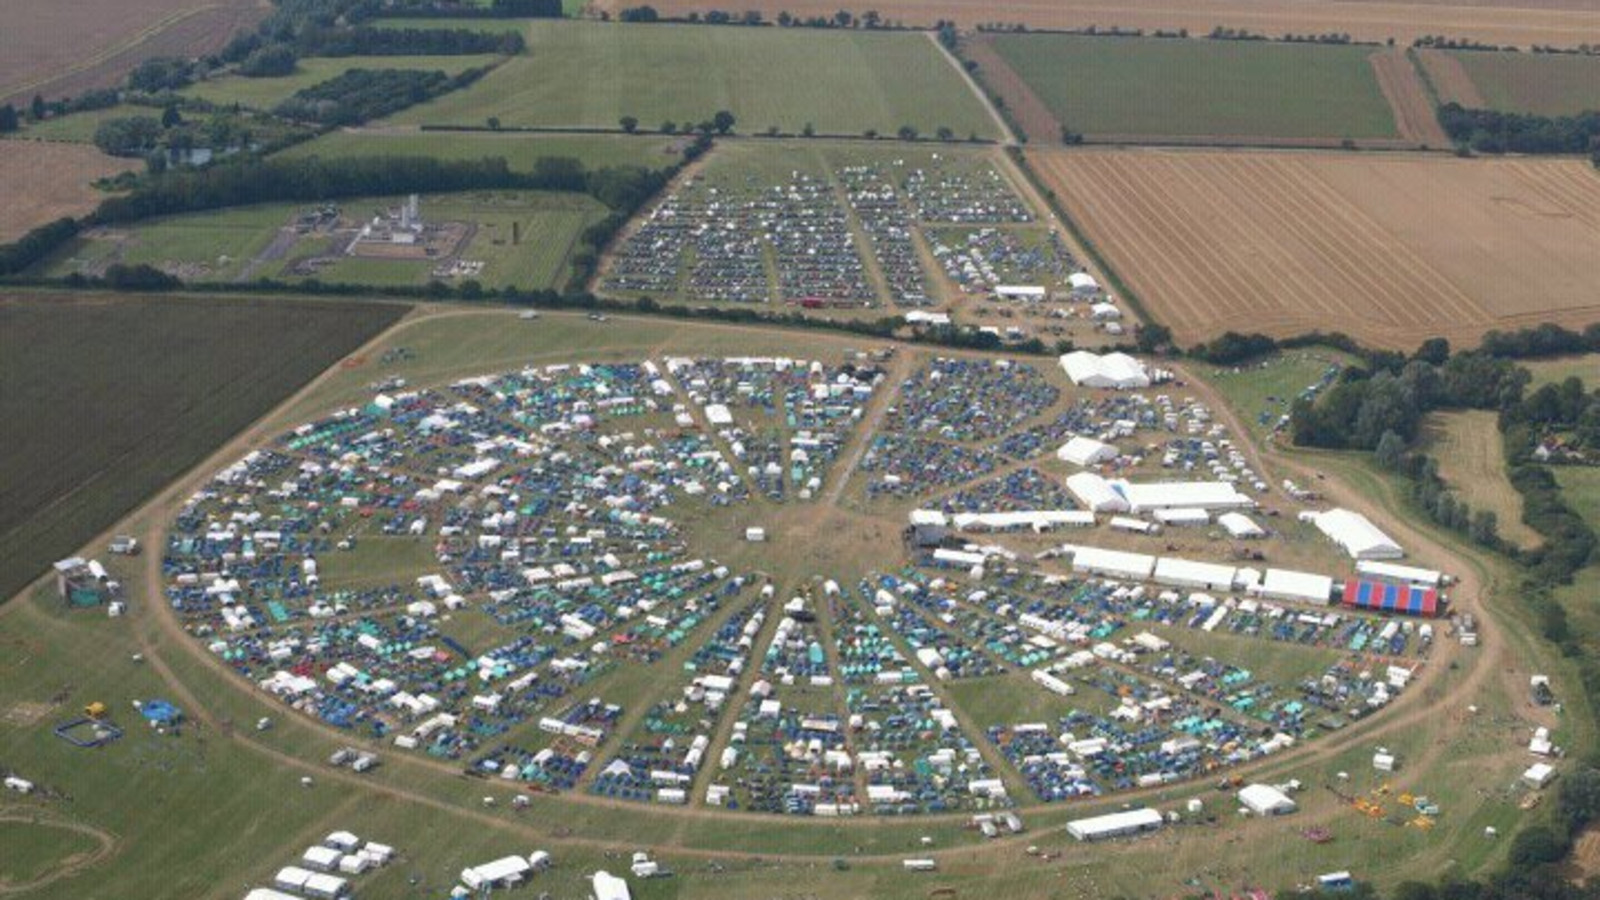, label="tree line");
[275,66,491,126]
[1438,103,1600,158]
